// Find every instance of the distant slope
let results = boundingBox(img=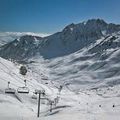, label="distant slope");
[0,32,50,46]
[27,31,120,90]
